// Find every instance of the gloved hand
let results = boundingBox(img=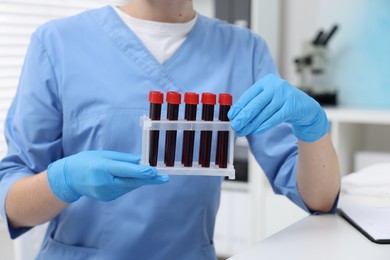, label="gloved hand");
[47,150,169,203]
[228,74,330,142]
